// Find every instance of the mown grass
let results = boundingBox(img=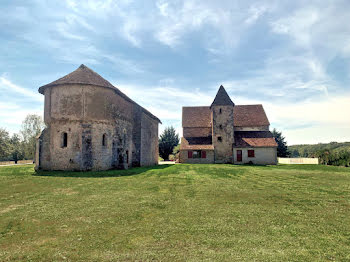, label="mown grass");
[0,164,349,261]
